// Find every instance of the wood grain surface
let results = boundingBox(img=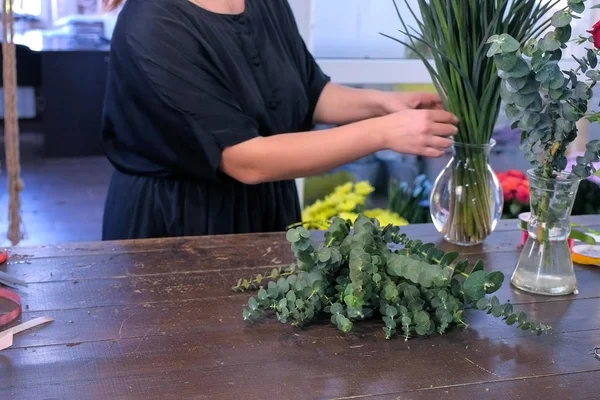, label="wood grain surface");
[1,218,600,400]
